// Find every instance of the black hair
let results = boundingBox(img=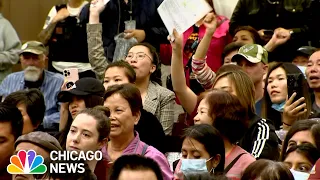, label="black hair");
[3,88,45,128]
[221,42,244,64]
[205,90,248,144]
[283,143,320,165]
[241,159,294,180]
[182,124,225,175]
[79,106,111,142]
[262,62,312,129]
[215,64,243,77]
[0,103,23,140]
[184,173,229,180]
[104,60,136,83]
[129,43,162,85]
[233,26,262,45]
[104,84,142,116]
[109,155,163,180]
[280,119,320,160]
[34,156,96,180]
